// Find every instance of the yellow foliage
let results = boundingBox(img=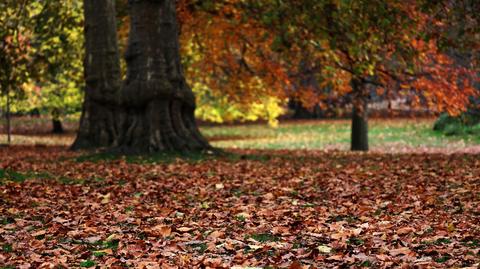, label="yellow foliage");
[192,82,285,127]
